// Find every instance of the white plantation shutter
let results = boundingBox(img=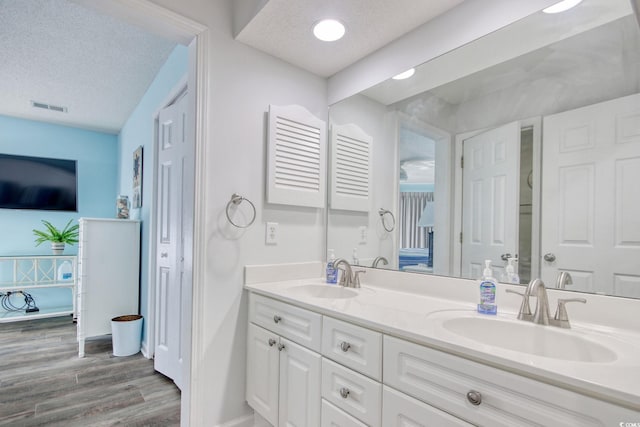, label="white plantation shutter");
[330,123,372,212]
[267,105,327,208]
